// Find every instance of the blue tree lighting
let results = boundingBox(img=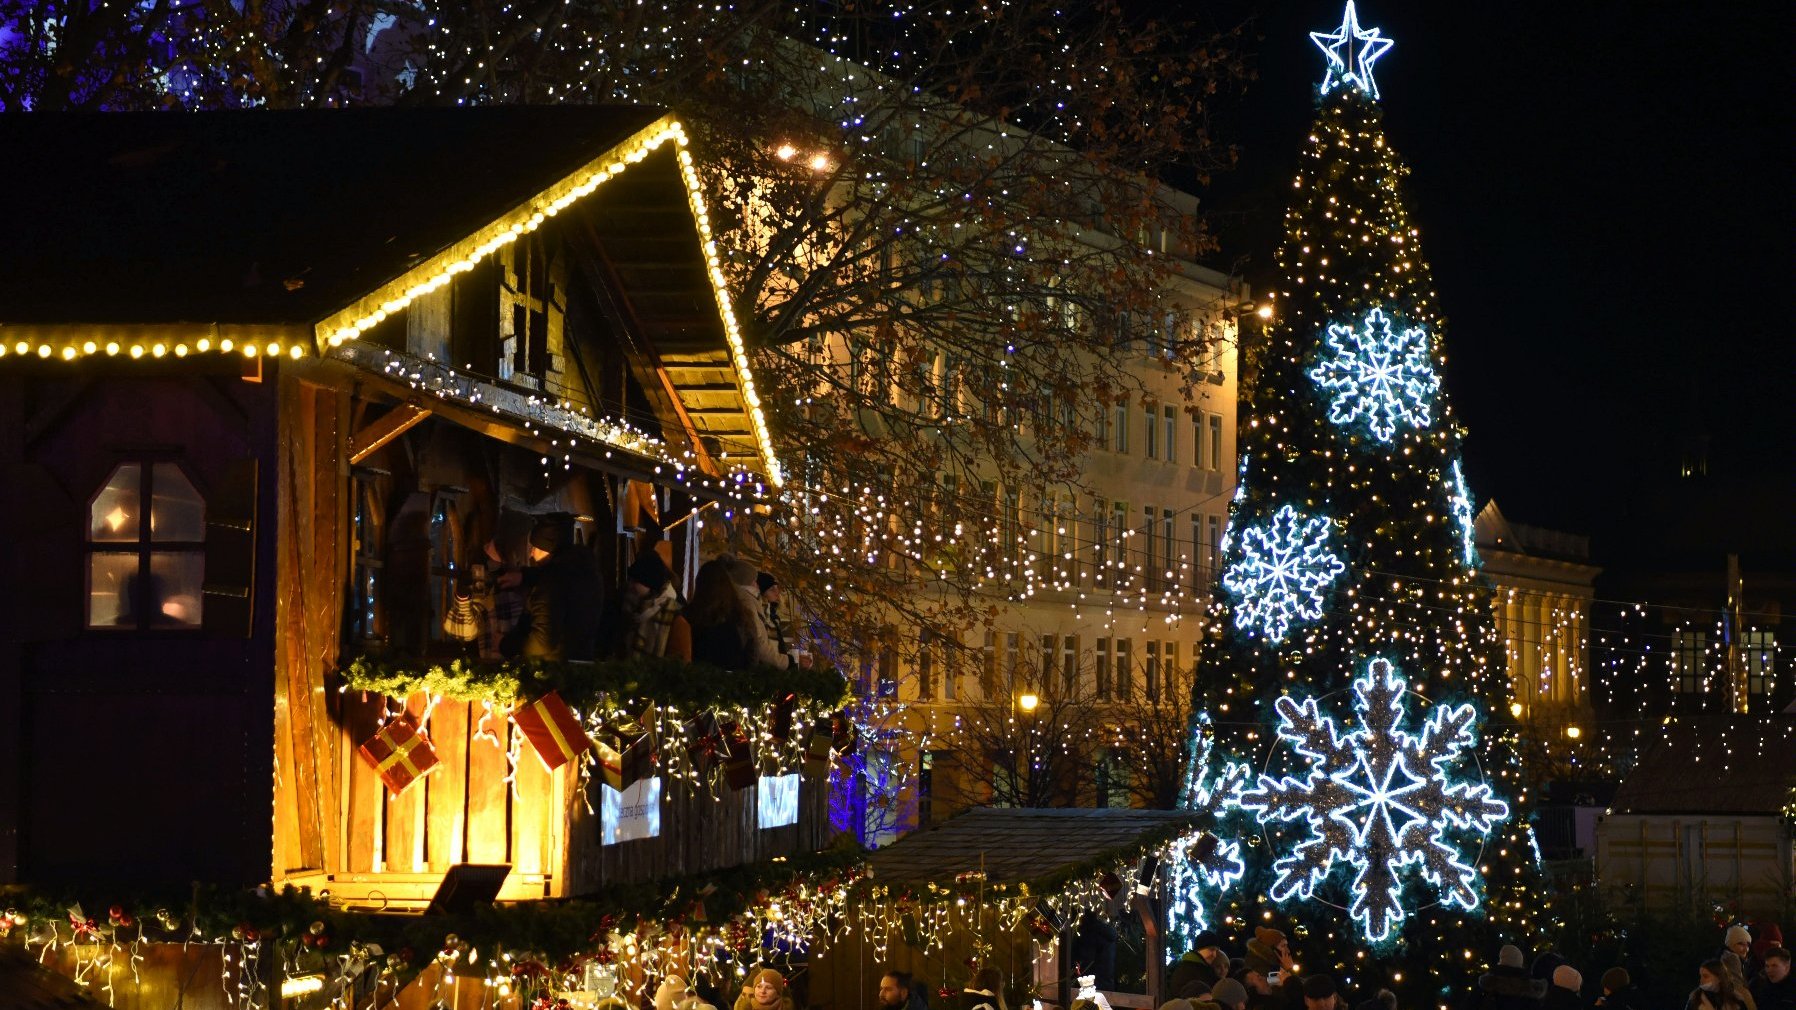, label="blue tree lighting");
[1310,1,1394,101]
[1236,658,1510,946]
[1221,504,1346,643]
[1308,306,1439,443]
